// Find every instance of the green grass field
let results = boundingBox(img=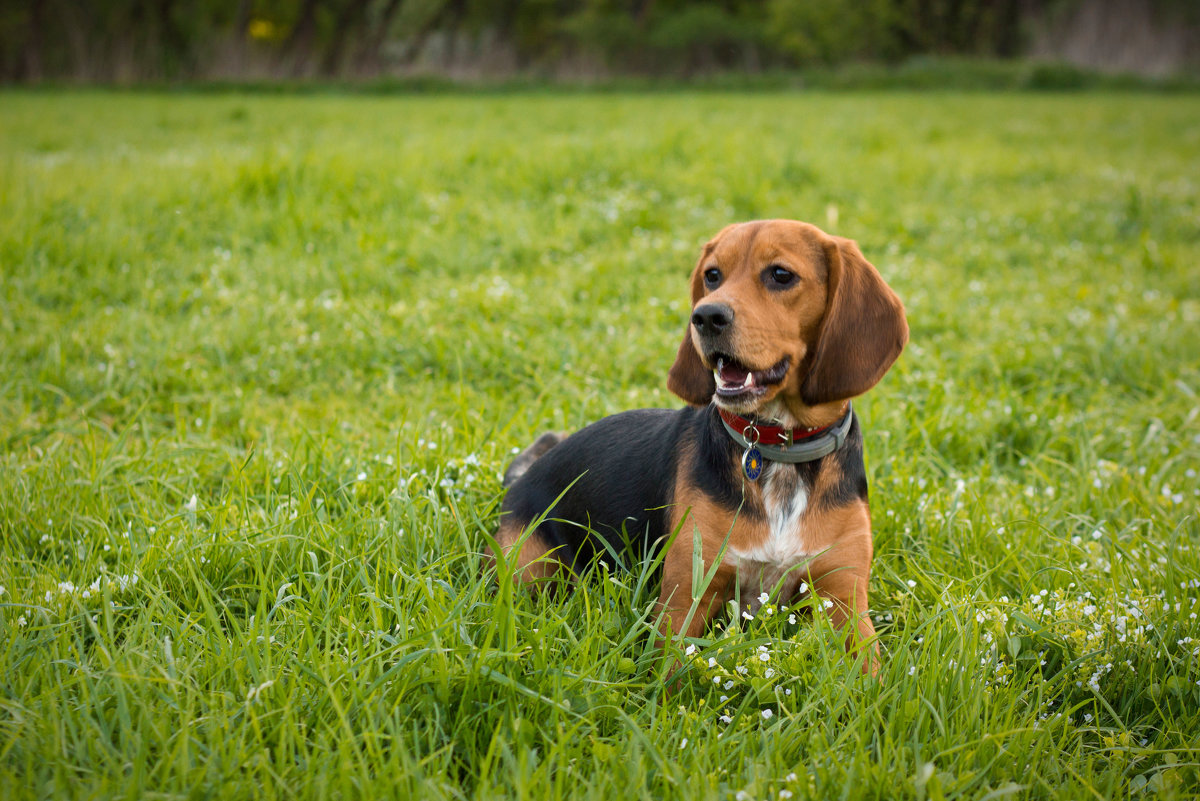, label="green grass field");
[2,90,1199,799]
